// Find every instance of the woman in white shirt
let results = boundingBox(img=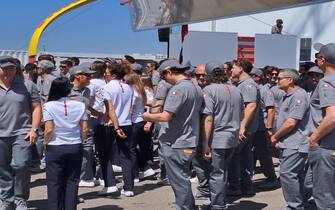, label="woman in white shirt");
[43,77,88,210]
[125,74,155,179]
